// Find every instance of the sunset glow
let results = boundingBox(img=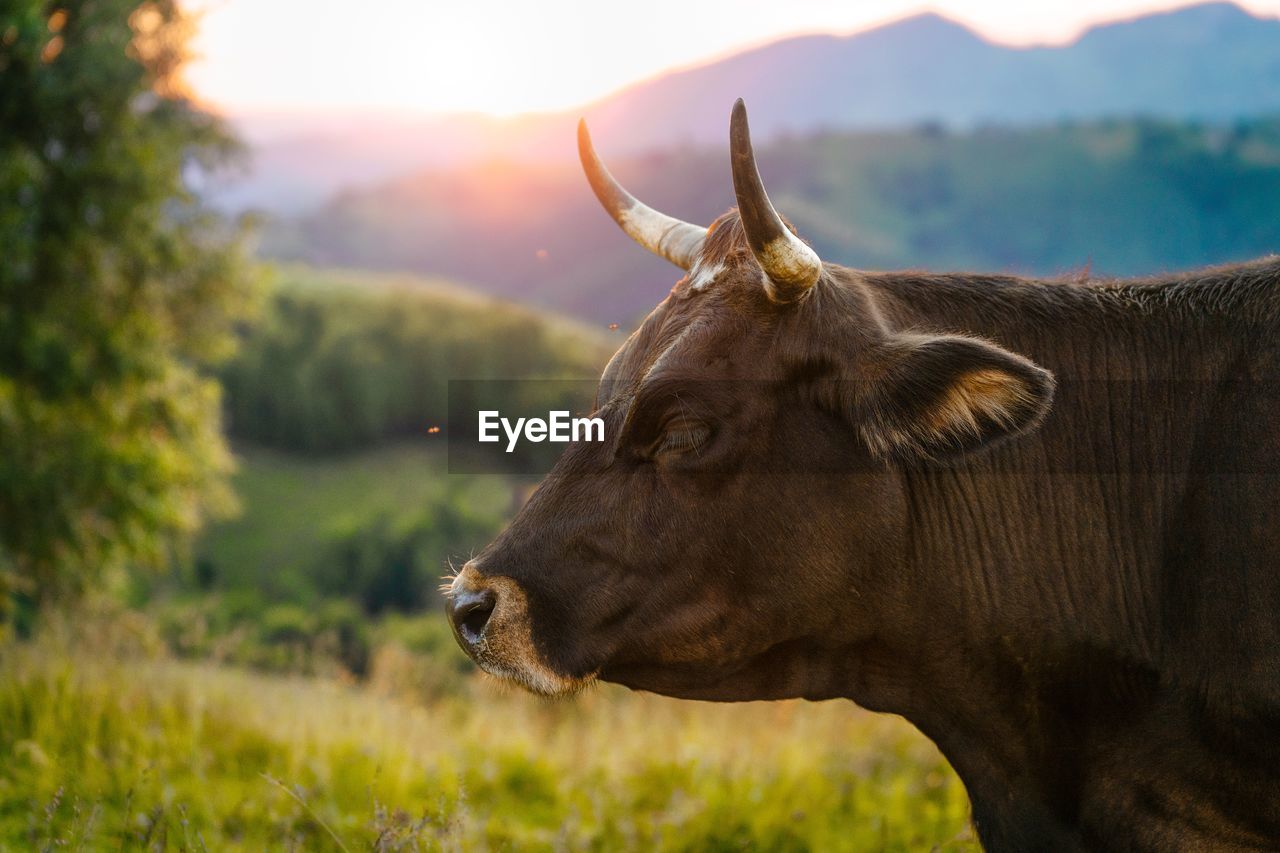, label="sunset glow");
[184,0,1280,117]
